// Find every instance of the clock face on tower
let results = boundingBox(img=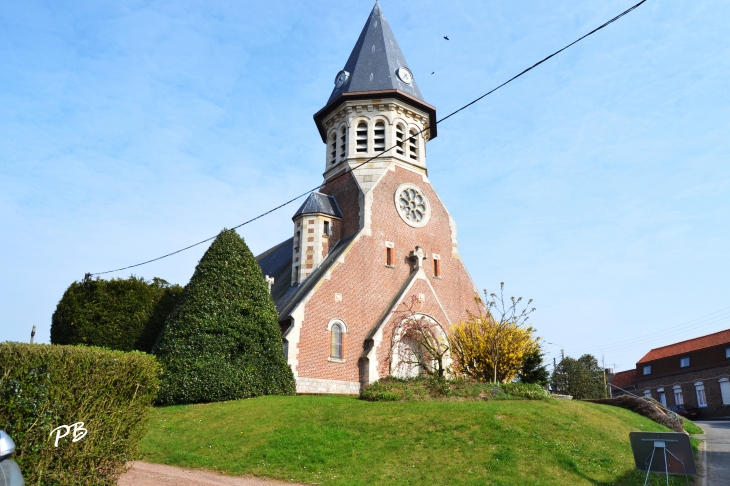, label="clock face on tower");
[395,67,413,85]
[334,70,350,88]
